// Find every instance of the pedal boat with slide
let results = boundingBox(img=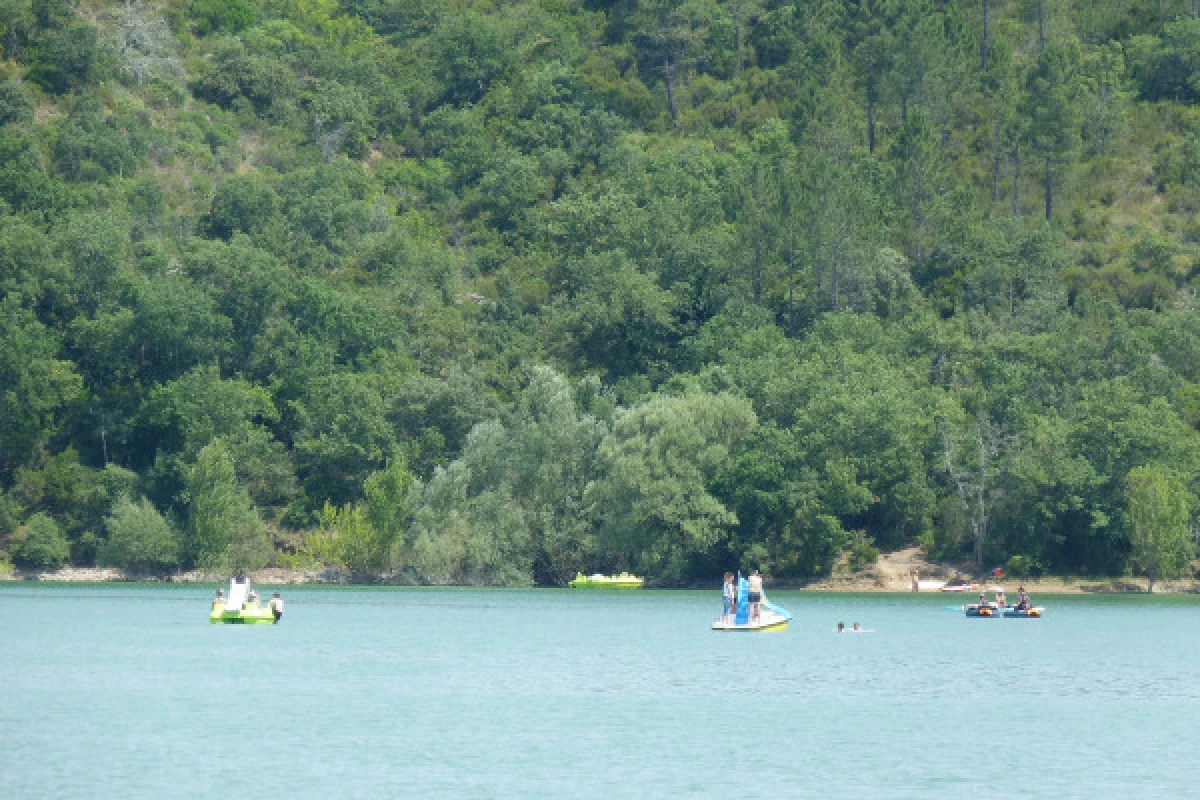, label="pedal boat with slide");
[210,577,276,624]
[712,575,791,632]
